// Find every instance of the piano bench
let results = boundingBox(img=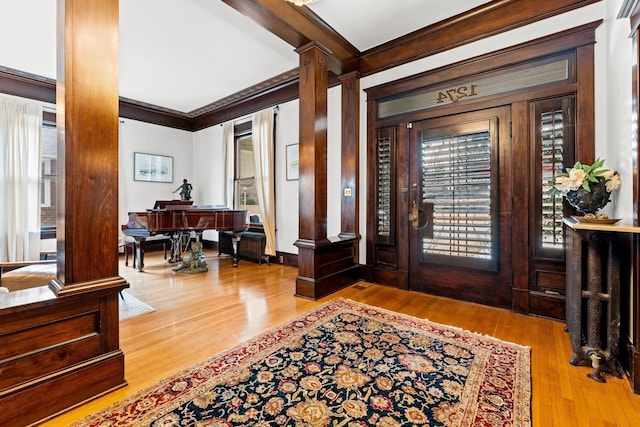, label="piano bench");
[124,236,171,268]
